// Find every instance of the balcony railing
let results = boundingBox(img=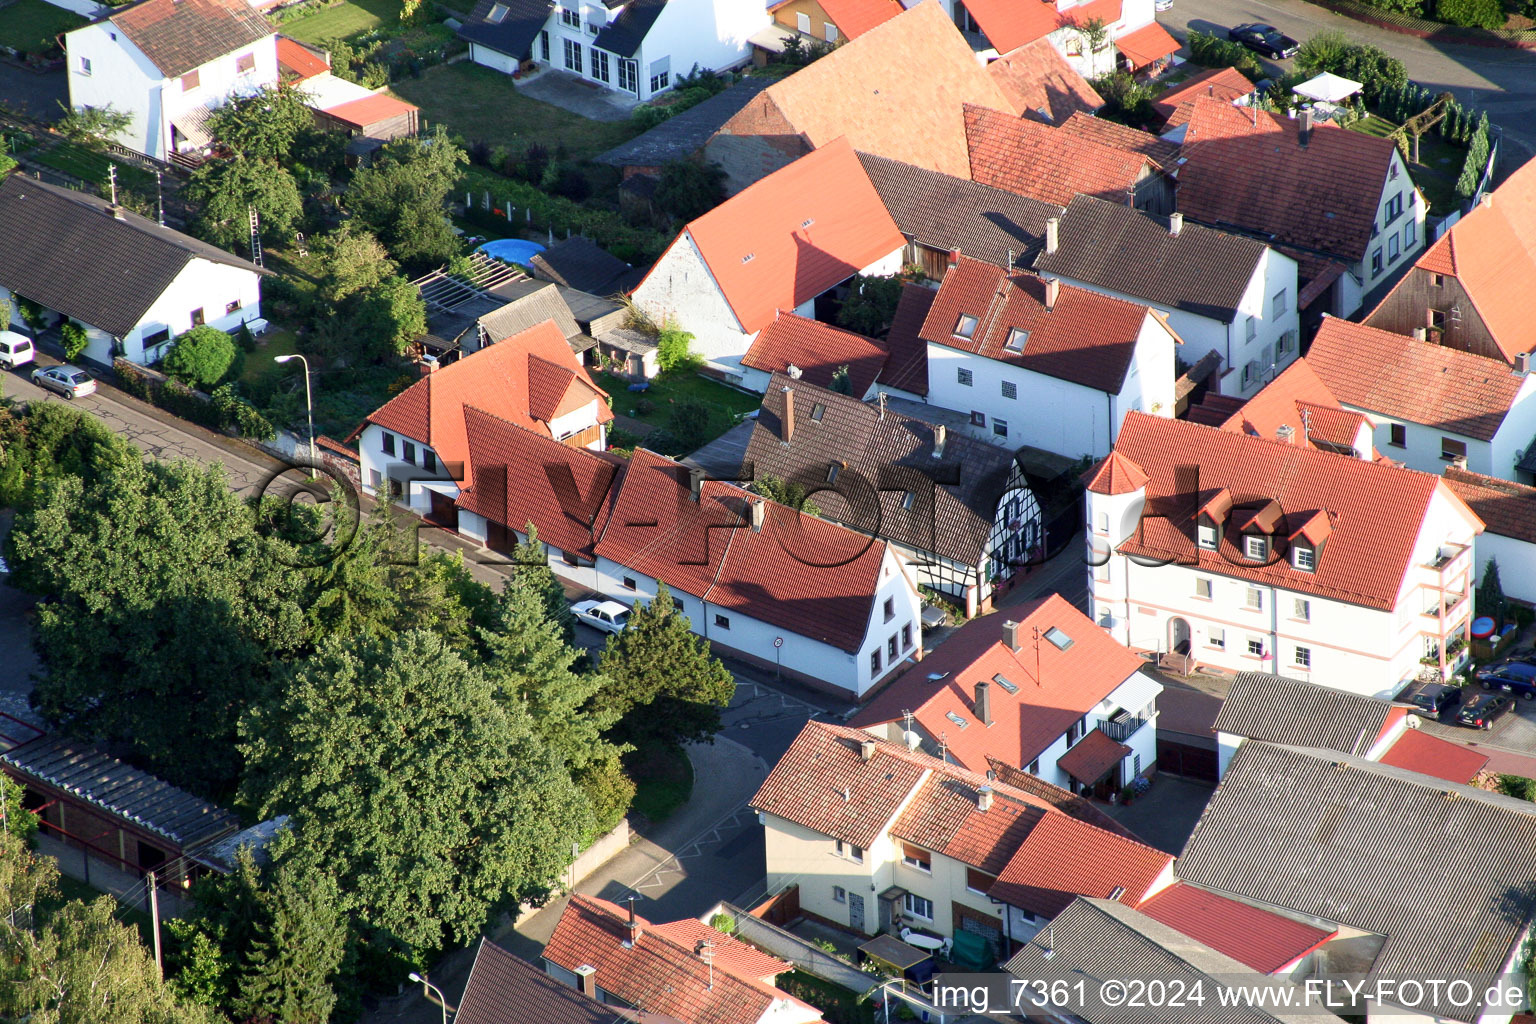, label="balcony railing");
[1099,702,1156,743]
